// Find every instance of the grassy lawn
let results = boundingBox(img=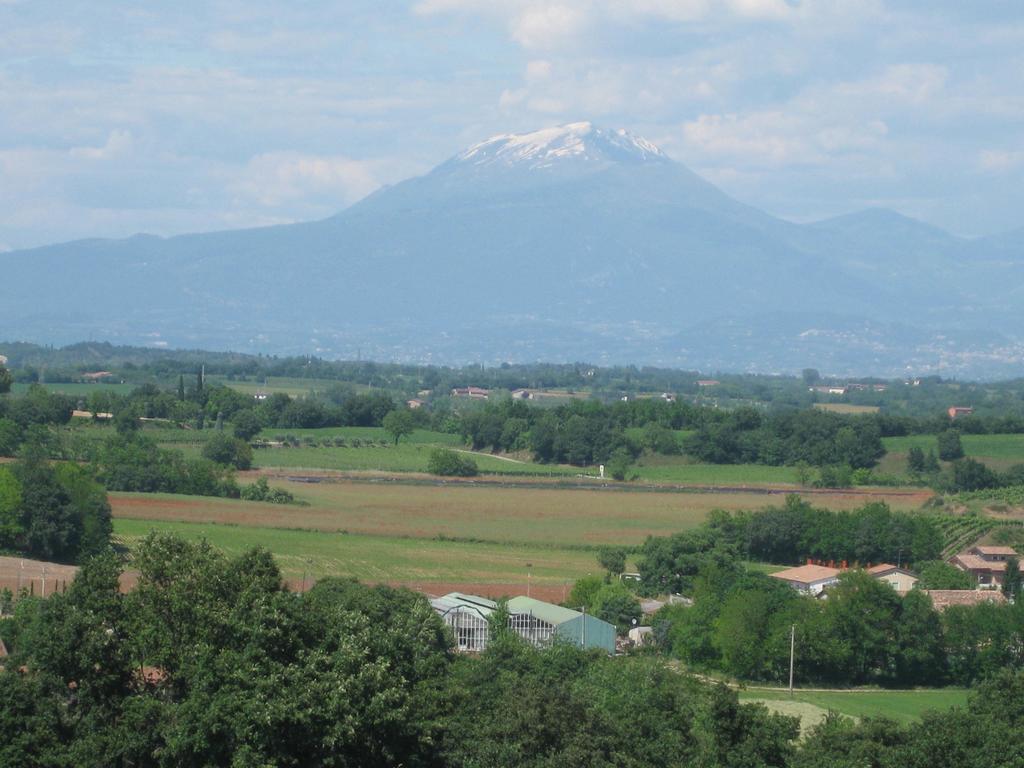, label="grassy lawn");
[741,687,968,729]
[112,517,597,588]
